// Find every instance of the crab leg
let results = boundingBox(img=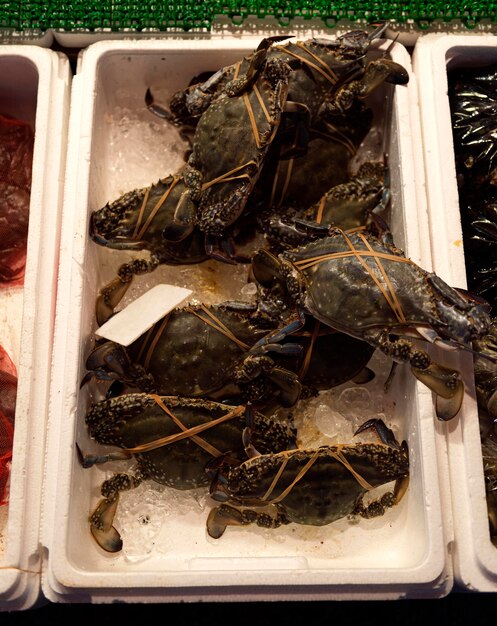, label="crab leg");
[89,471,145,553]
[410,362,465,421]
[371,331,465,421]
[206,504,290,539]
[352,418,410,512]
[76,442,133,468]
[90,497,123,553]
[96,254,161,325]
